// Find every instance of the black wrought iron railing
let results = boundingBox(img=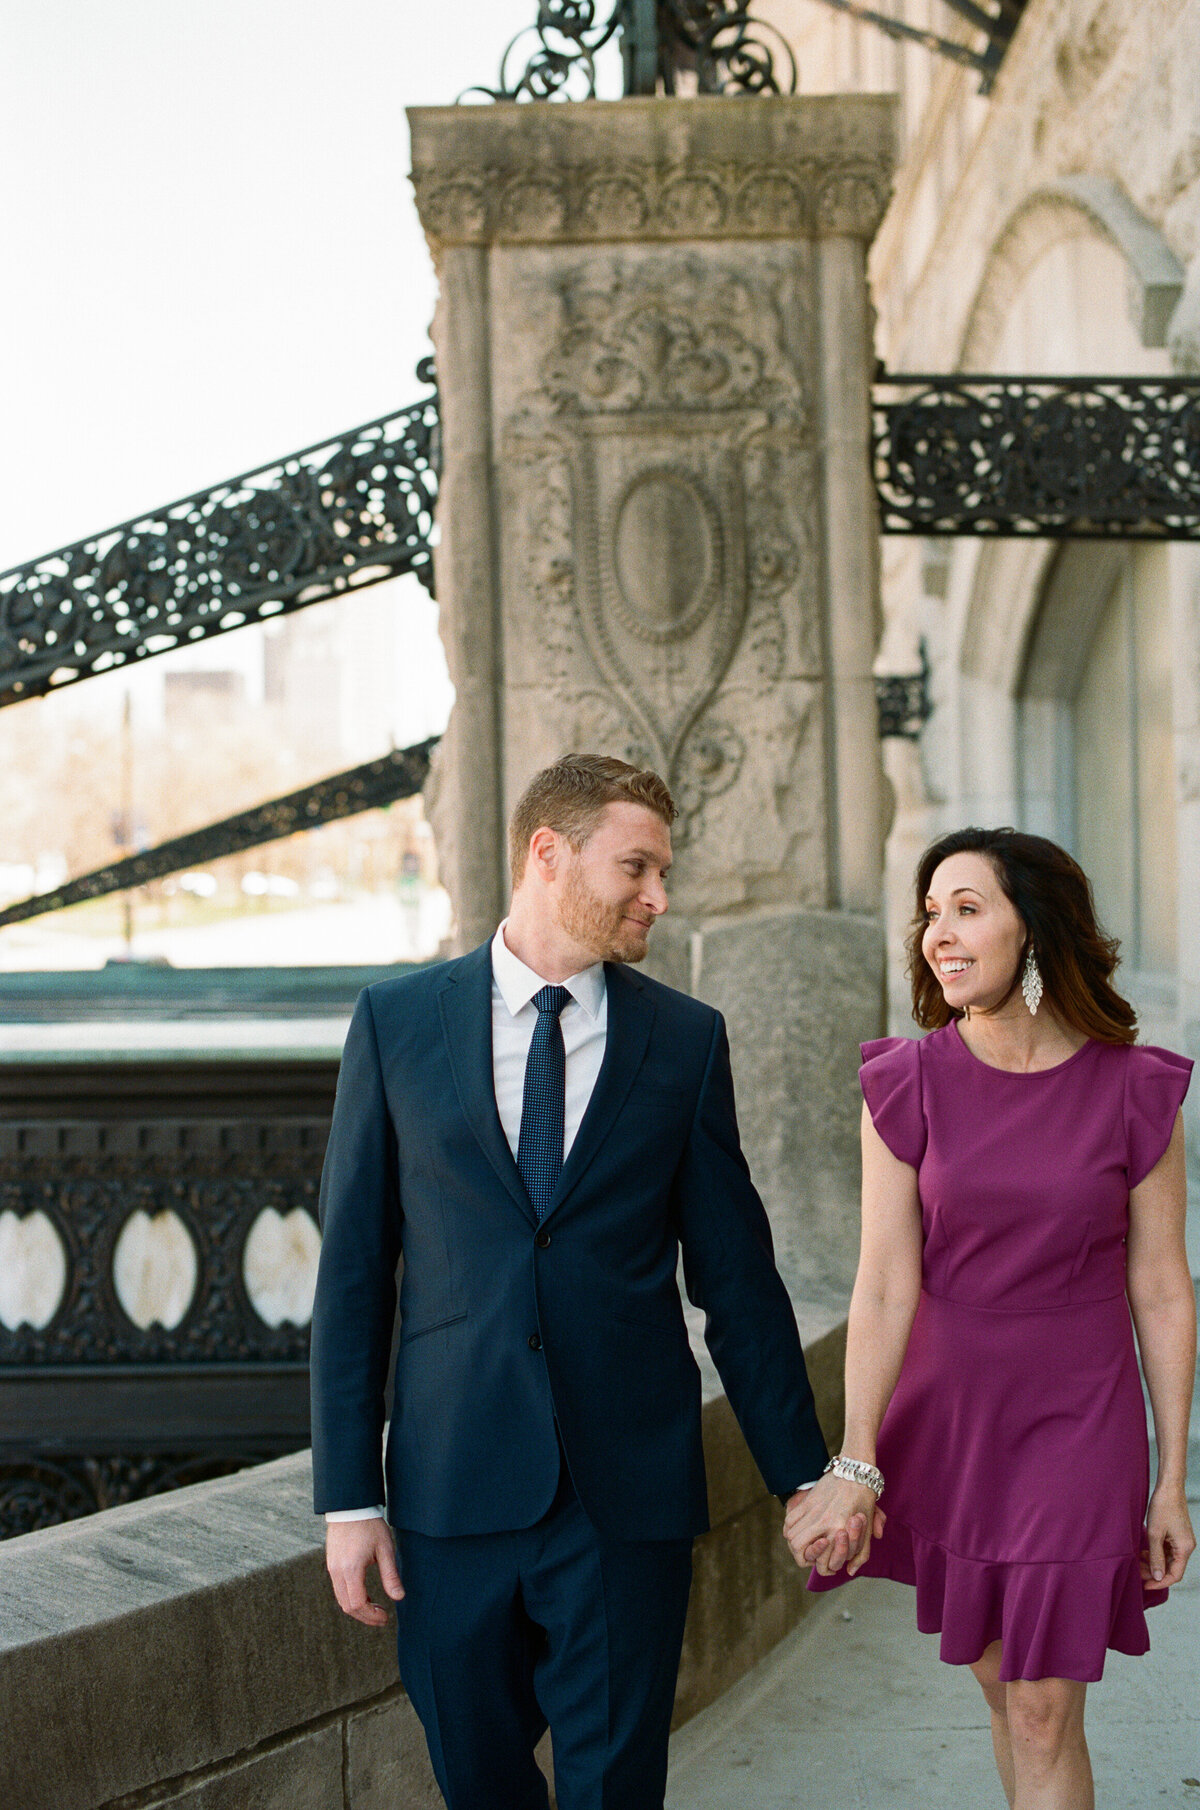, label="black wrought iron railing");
[873,373,1200,539]
[0,364,438,710]
[4,368,1200,800]
[0,1061,342,1537]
